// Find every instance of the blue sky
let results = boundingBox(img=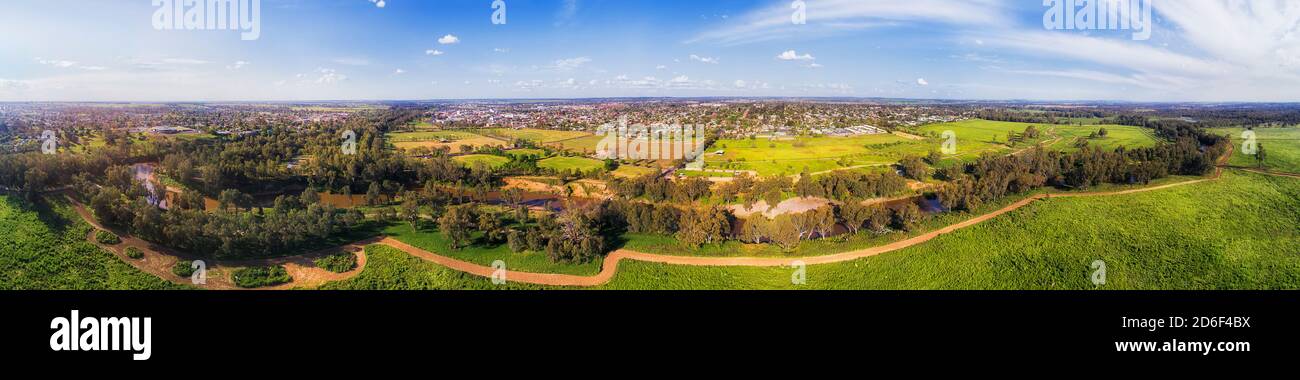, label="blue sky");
[1,0,1297,102]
